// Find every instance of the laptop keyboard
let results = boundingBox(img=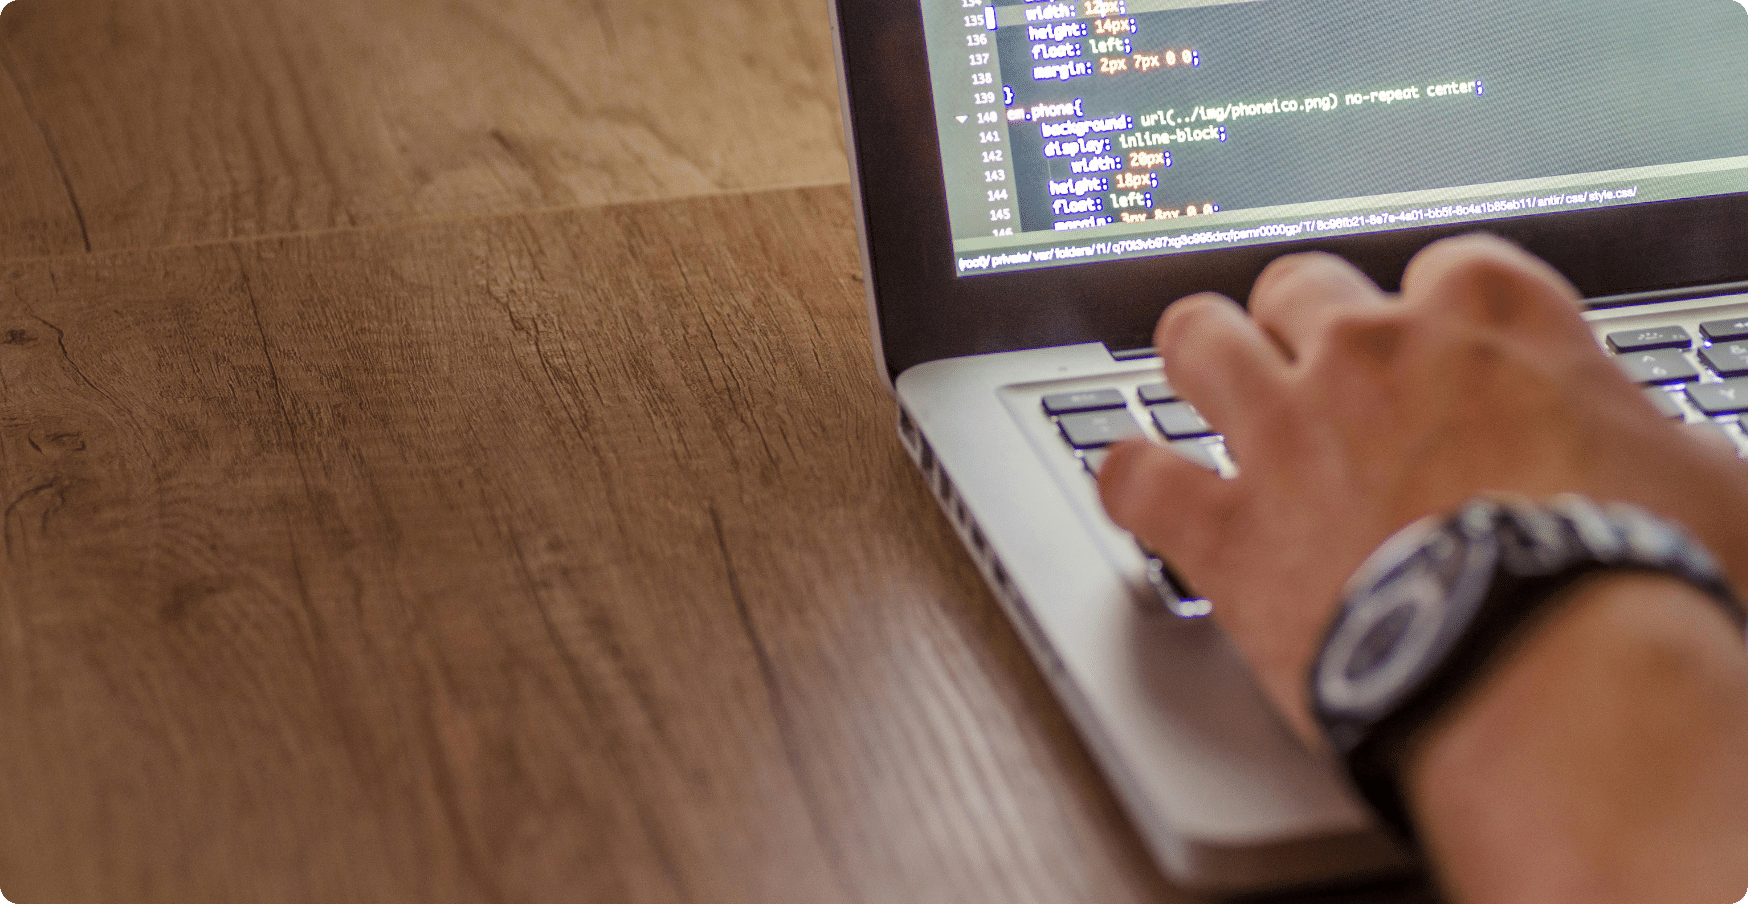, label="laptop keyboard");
[1039,317,1748,615]
[1039,380,1227,615]
[1608,322,1748,424]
